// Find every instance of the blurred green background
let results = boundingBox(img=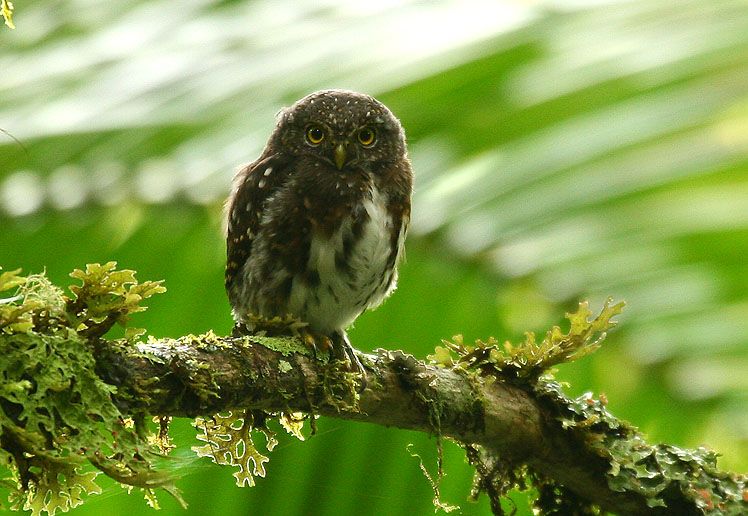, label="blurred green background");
[1,0,747,514]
